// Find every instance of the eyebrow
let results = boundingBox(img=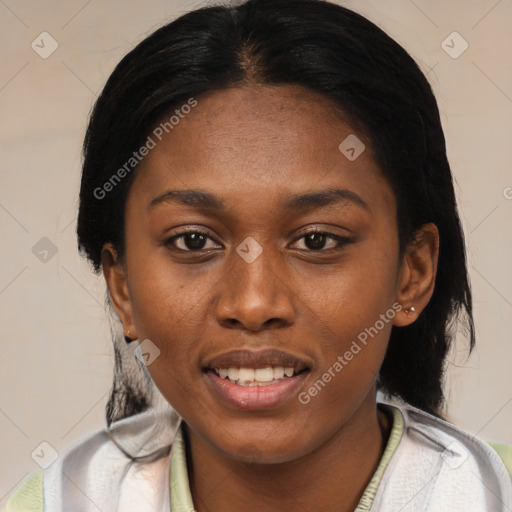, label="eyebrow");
[148,189,225,211]
[147,188,370,213]
[282,188,370,212]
